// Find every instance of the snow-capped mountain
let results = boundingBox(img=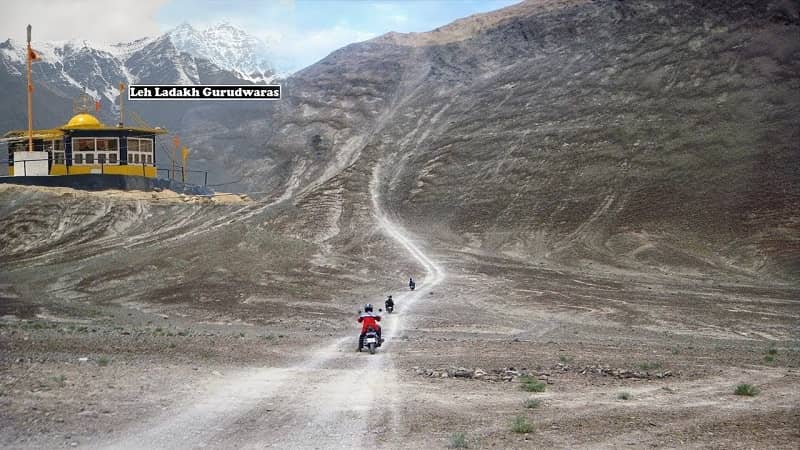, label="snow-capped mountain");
[168,22,276,83]
[0,22,278,94]
[0,23,281,132]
